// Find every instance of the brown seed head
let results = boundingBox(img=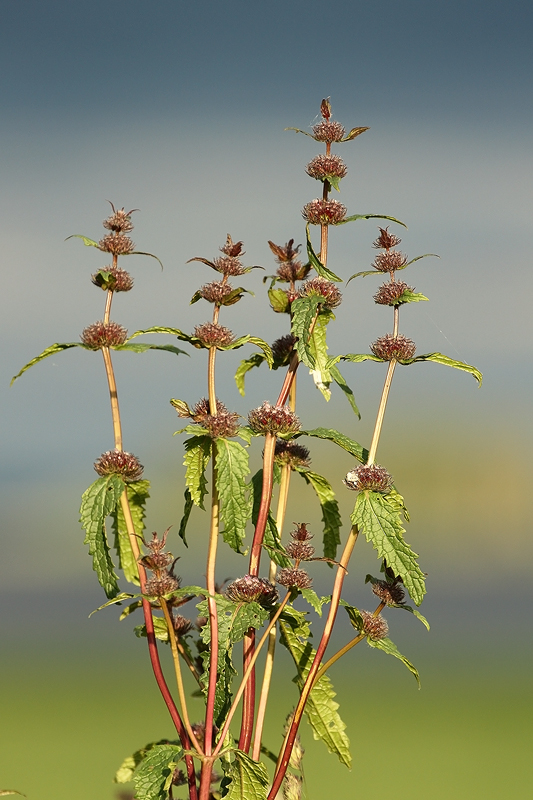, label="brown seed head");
[81,320,128,349]
[371,579,406,606]
[269,239,309,283]
[372,227,402,250]
[360,609,389,640]
[94,449,144,482]
[98,233,135,255]
[103,204,136,233]
[286,540,315,561]
[372,250,408,273]
[306,154,347,182]
[193,322,235,348]
[373,281,412,306]
[344,463,394,493]
[302,198,347,226]
[220,235,244,257]
[198,281,235,304]
[312,120,345,143]
[271,334,297,366]
[299,276,342,309]
[274,440,311,469]
[320,97,332,121]
[91,266,134,293]
[371,333,416,361]
[144,573,180,597]
[248,402,300,435]
[277,567,312,590]
[212,255,246,276]
[225,575,279,607]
